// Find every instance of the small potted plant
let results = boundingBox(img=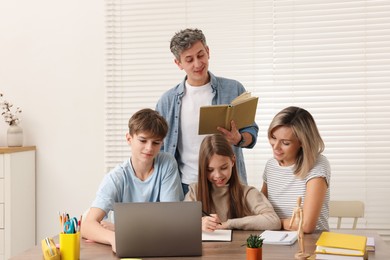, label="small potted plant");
[245,234,264,260]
